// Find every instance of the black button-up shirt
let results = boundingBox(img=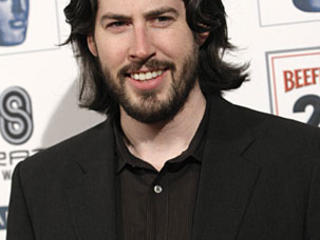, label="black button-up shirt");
[113,104,209,240]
